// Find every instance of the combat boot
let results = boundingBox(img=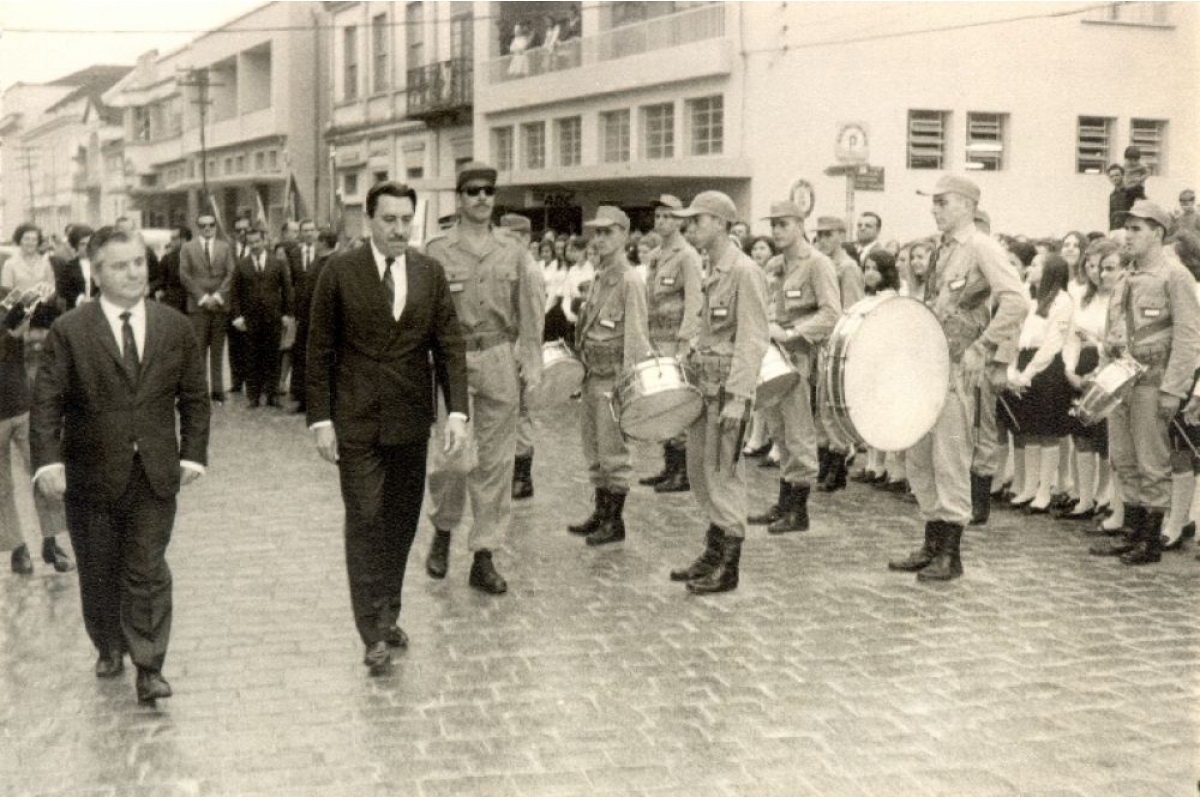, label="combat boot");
[816,446,831,484]
[511,454,534,500]
[468,549,507,594]
[969,472,992,526]
[917,523,964,582]
[670,525,724,581]
[425,529,452,579]
[1121,508,1164,565]
[888,521,942,572]
[818,451,847,493]
[638,444,672,487]
[568,488,608,535]
[586,490,626,546]
[41,537,74,572]
[749,480,788,525]
[768,482,810,534]
[1089,505,1144,556]
[655,444,690,493]
[686,536,741,594]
